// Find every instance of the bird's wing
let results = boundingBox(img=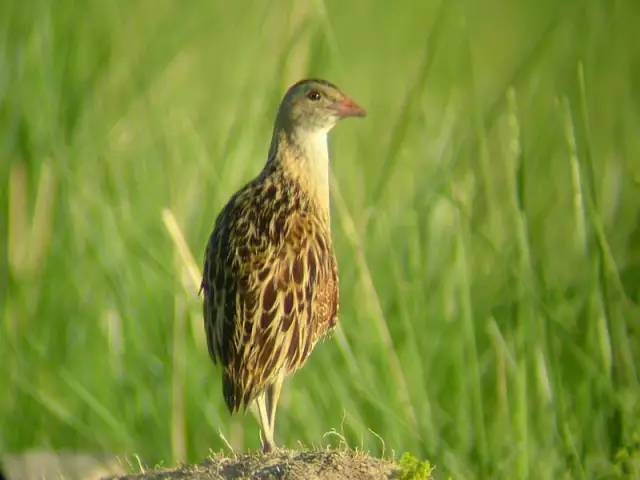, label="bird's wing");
[202,191,248,367]
[203,189,337,411]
